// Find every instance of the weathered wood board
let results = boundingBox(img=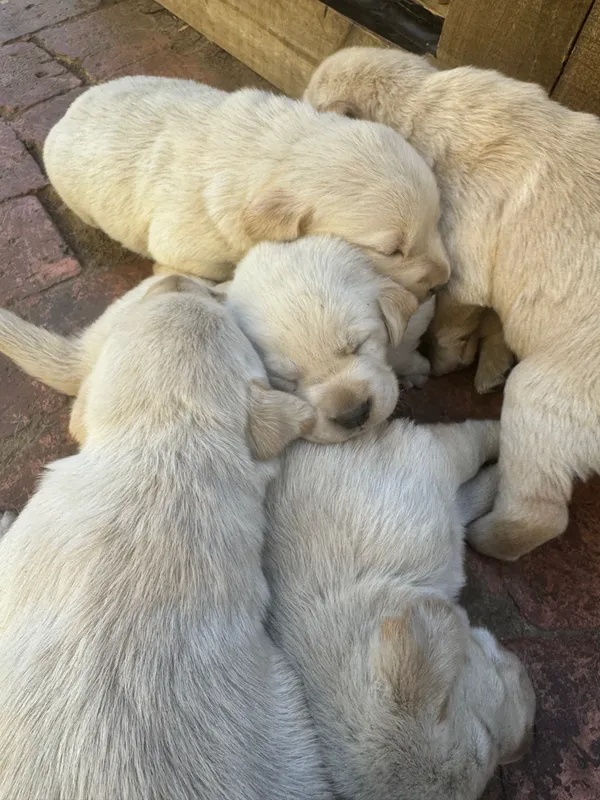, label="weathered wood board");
[158,0,392,97]
[157,0,600,118]
[553,0,600,114]
[437,0,594,91]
